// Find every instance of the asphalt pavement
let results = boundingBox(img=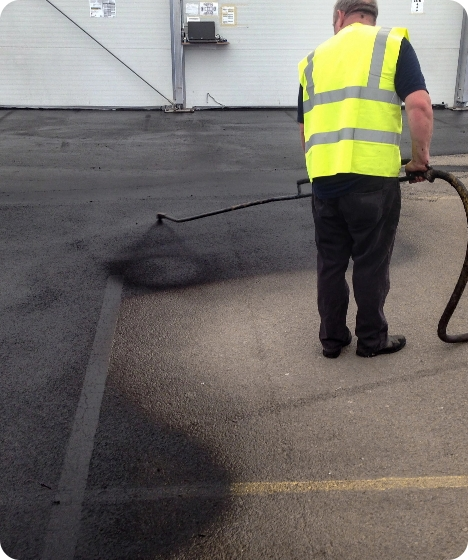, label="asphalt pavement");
[1,107,468,560]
